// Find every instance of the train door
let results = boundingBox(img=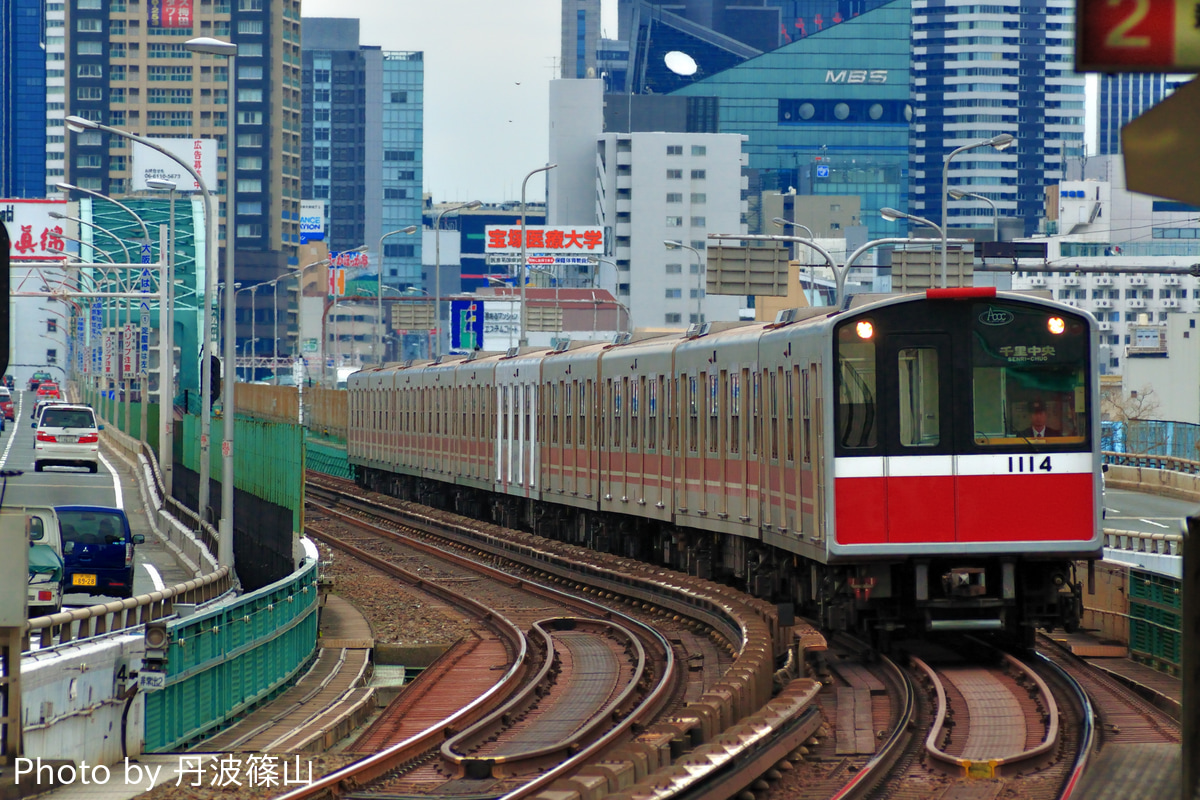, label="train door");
[629,376,643,504]
[881,333,954,543]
